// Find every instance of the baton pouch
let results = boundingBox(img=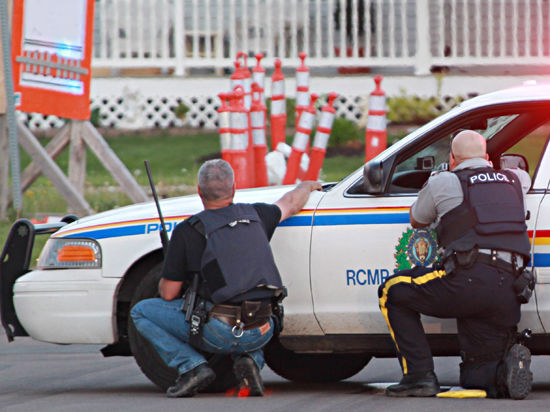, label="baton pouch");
[241,301,262,324]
